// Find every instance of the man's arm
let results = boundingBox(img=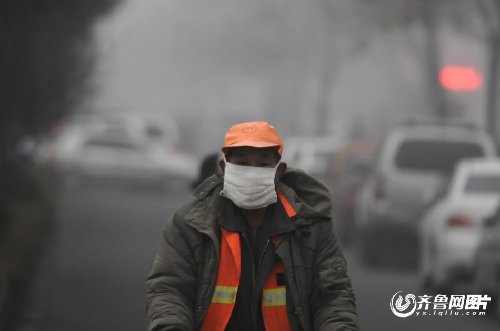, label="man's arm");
[146,209,200,331]
[311,220,358,330]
